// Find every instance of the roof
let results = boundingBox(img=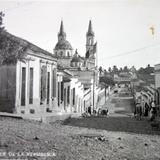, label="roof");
[71,49,83,63]
[57,64,73,76]
[86,20,94,36]
[58,20,66,37]
[2,31,57,61]
[54,40,73,50]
